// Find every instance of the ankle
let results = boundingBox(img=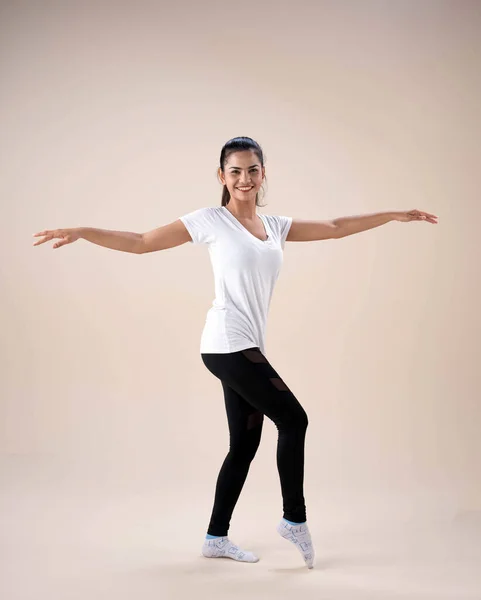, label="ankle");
[283,518,306,526]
